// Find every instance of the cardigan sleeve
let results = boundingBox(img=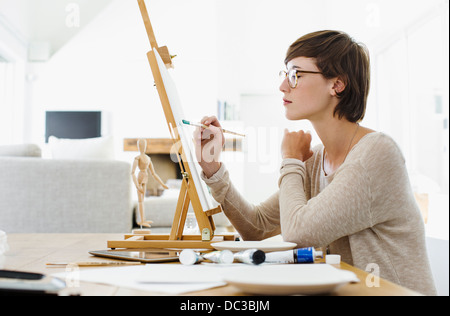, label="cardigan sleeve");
[278,158,372,247]
[201,163,281,240]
